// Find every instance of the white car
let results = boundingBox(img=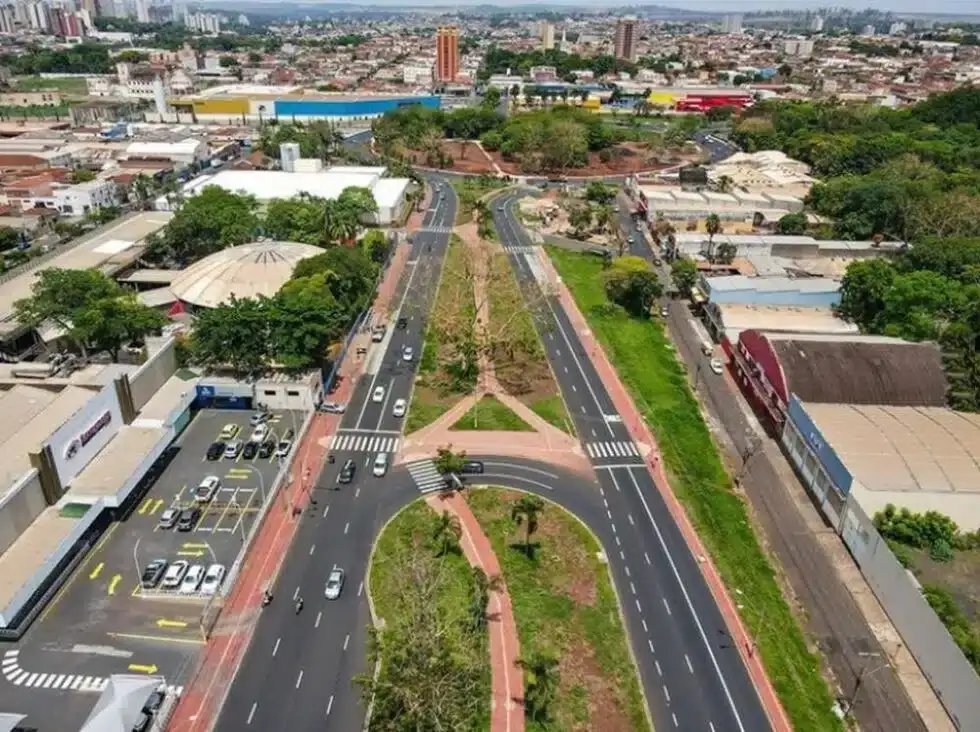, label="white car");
[372,385,385,403]
[194,476,221,503]
[402,347,414,362]
[372,452,389,477]
[161,560,189,590]
[200,564,226,595]
[709,357,724,375]
[250,424,269,443]
[392,399,407,418]
[224,440,243,459]
[324,568,345,600]
[249,412,270,427]
[275,439,293,458]
[180,565,205,594]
